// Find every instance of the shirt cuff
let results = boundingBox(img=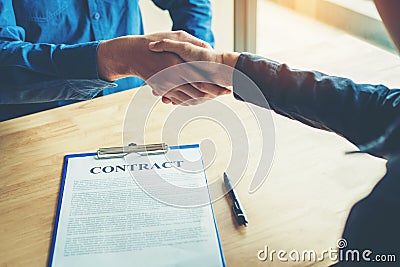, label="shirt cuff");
[232,53,275,109]
[1,79,117,104]
[52,41,106,80]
